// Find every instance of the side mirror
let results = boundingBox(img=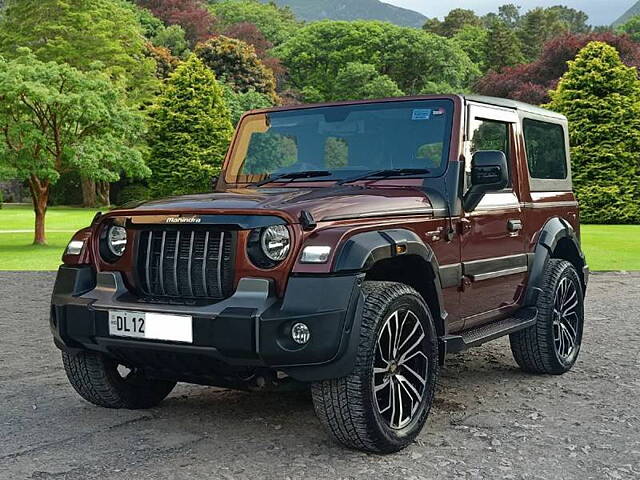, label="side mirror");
[463,151,509,212]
